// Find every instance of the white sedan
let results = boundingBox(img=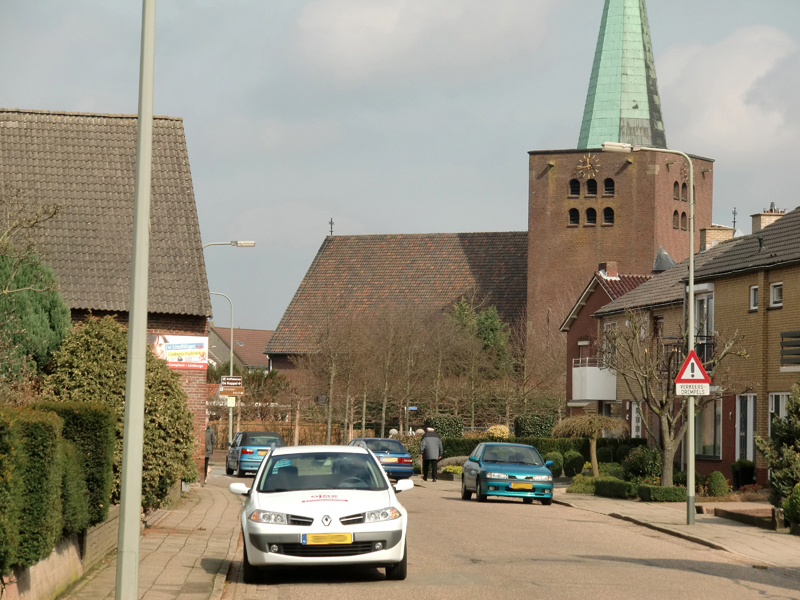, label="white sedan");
[229,444,414,583]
